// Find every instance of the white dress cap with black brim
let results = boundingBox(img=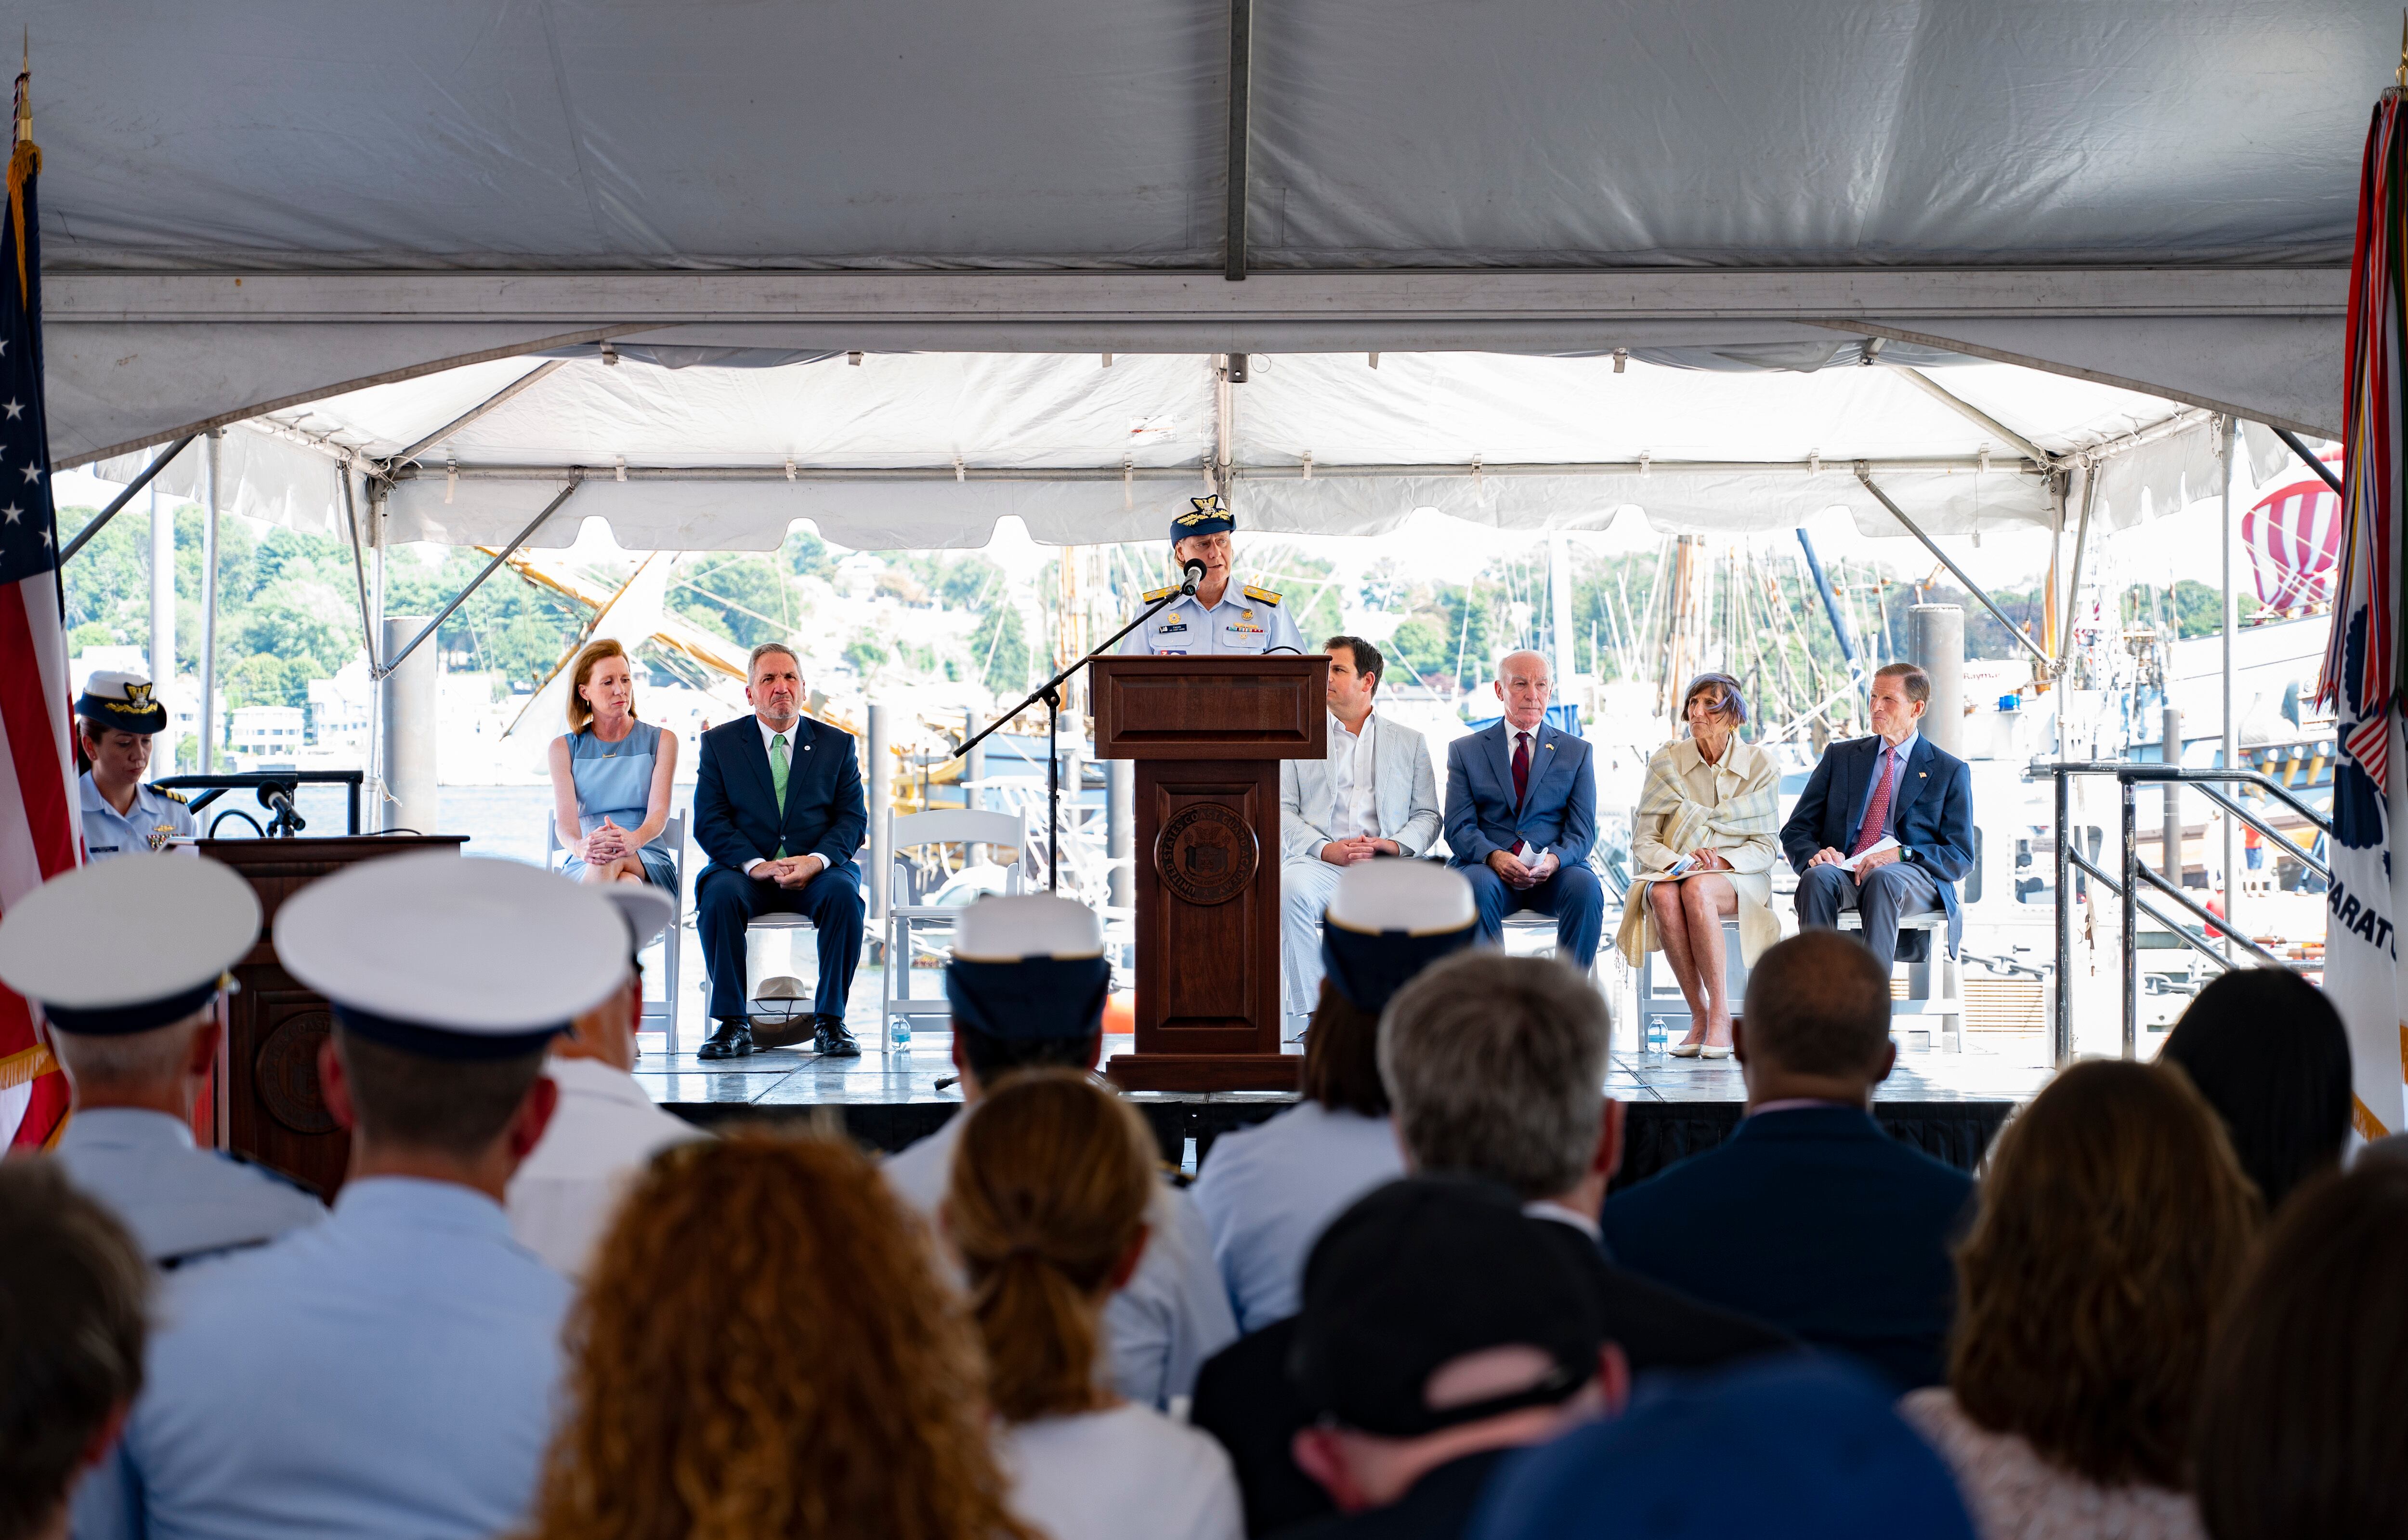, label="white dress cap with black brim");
[1322,859,1480,1015]
[0,856,260,1035]
[275,853,627,1060]
[599,883,675,956]
[75,669,169,736]
[945,893,1111,1041]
